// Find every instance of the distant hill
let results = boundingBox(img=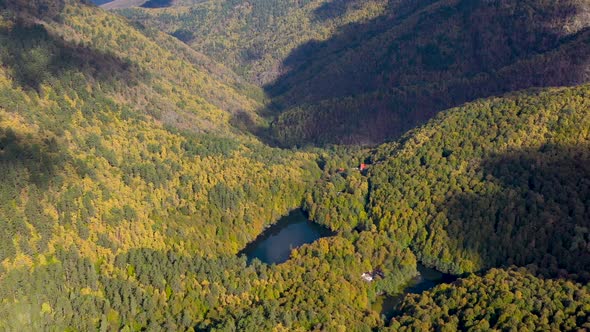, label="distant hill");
[141,0,172,8]
[267,0,590,145]
[100,0,173,9]
[119,0,590,146]
[118,0,389,85]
